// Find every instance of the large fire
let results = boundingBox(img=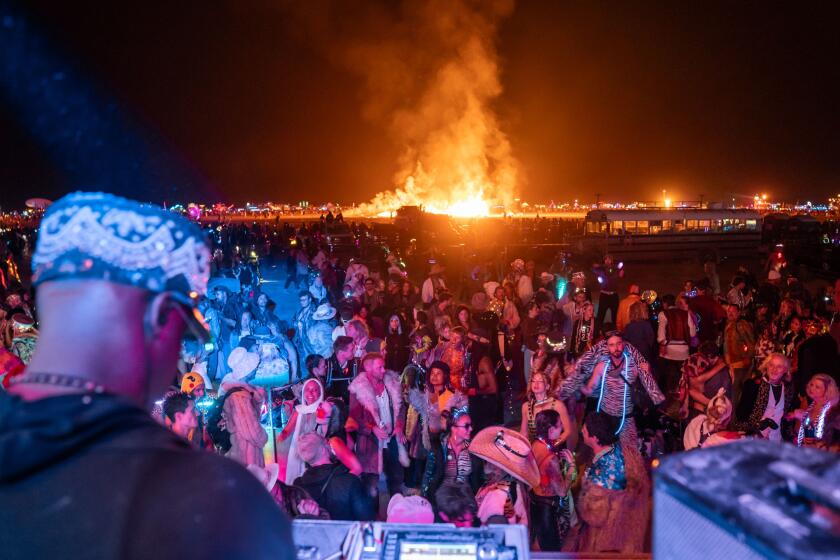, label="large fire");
[432,188,491,218]
[359,169,500,219]
[339,0,518,219]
